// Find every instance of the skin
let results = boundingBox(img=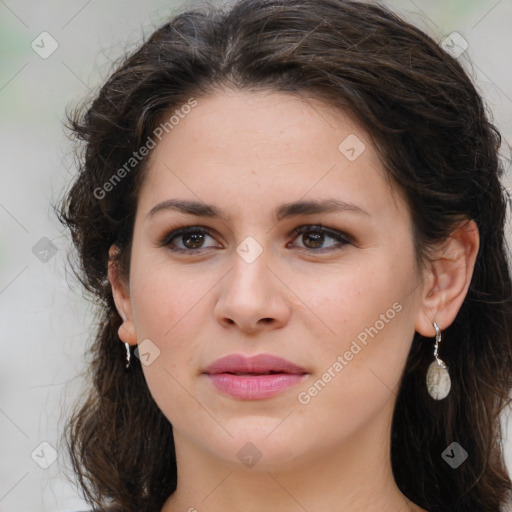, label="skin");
[108,89,479,512]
